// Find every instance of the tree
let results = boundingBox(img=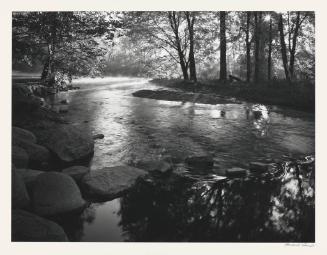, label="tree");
[254,12,263,83]
[267,14,273,81]
[278,13,291,82]
[245,12,252,82]
[12,12,121,85]
[219,11,227,81]
[185,11,197,82]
